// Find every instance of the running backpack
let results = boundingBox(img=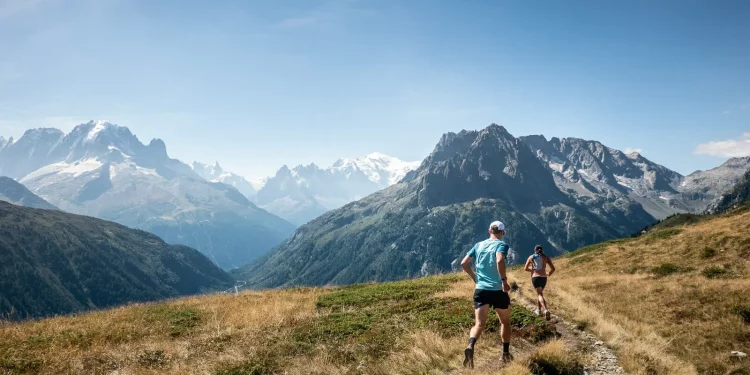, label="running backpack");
[531,253,545,271]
